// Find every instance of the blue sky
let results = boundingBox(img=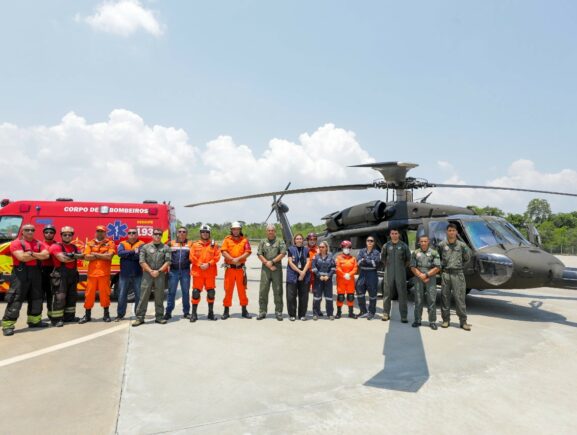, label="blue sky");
[1,1,576,223]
